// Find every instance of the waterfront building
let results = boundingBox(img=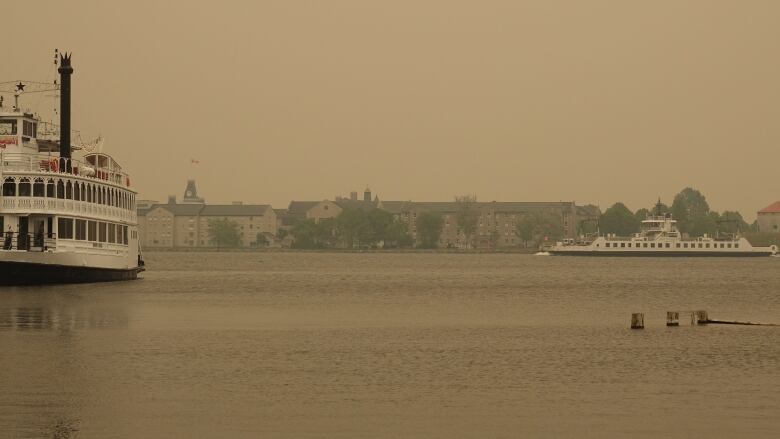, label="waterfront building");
[757,201,780,233]
[138,181,277,248]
